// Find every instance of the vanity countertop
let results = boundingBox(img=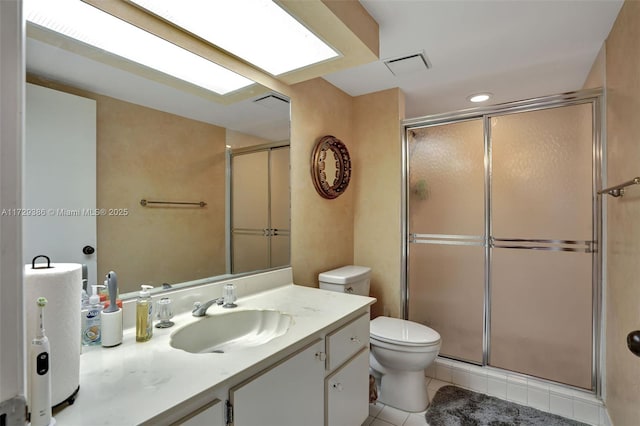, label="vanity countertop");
[53,283,375,425]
